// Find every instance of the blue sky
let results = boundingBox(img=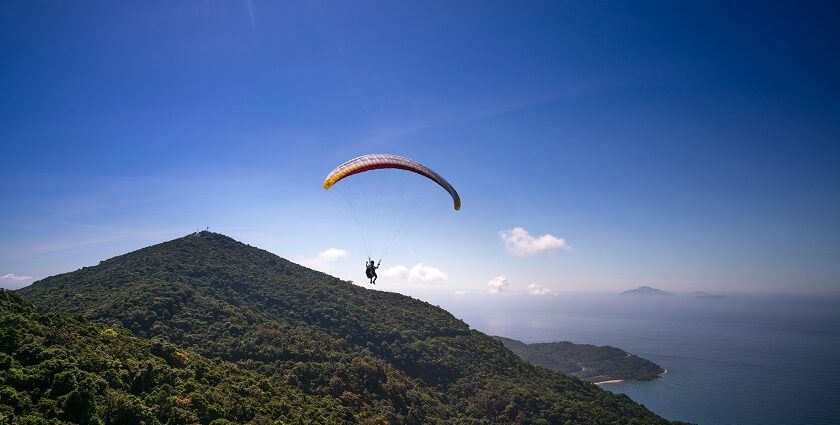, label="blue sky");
[1,1,838,295]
